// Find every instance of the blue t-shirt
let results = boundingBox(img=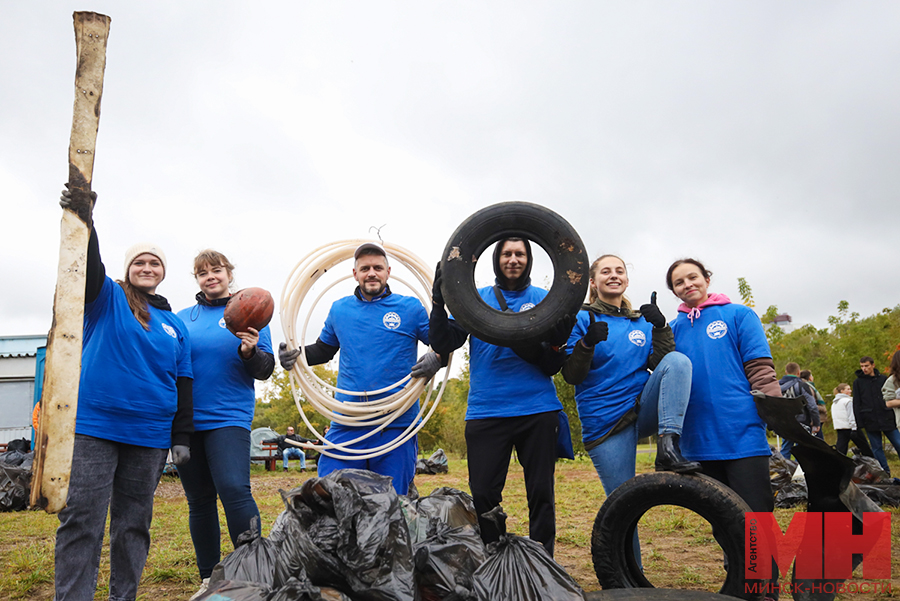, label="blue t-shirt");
[319,291,429,428]
[465,285,562,420]
[78,277,192,448]
[566,310,654,443]
[670,303,771,461]
[177,303,273,431]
